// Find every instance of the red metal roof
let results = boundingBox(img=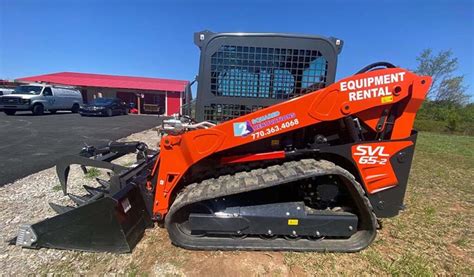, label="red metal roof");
[17,72,188,92]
